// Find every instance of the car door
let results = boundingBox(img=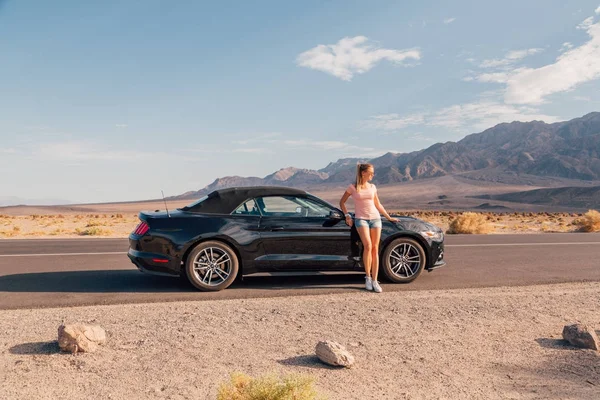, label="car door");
[255,195,353,270]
